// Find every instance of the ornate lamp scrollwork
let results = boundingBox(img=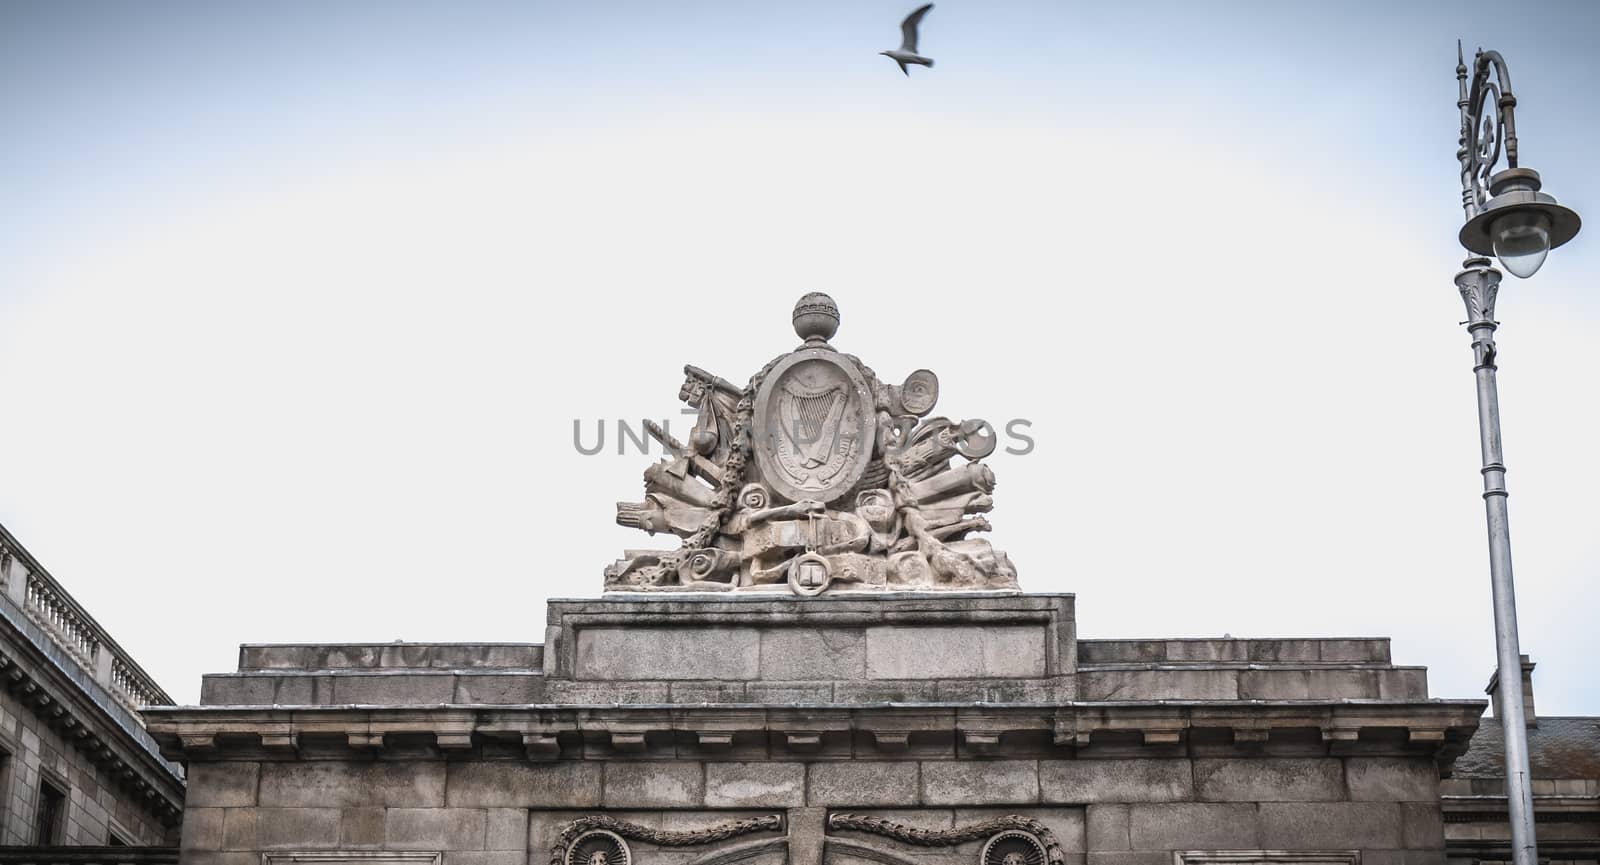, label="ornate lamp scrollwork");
[1457,42,1518,221]
[1455,43,1580,276]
